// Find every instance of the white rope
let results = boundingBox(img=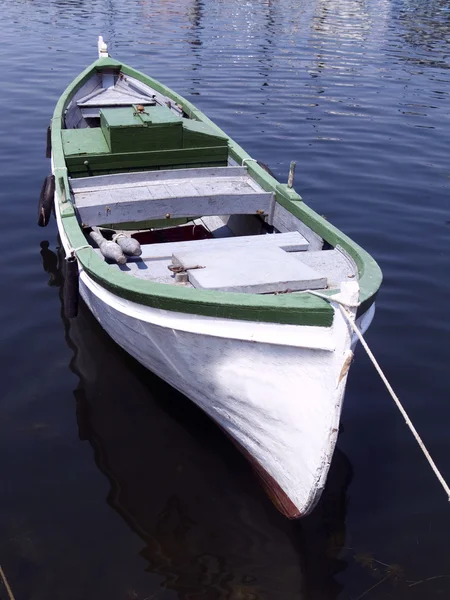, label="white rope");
[112,232,128,242]
[304,288,360,308]
[65,244,91,259]
[242,158,258,167]
[301,287,449,500]
[0,565,16,600]
[337,303,450,502]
